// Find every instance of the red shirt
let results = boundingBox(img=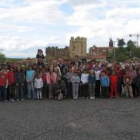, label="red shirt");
[0,72,8,86]
[124,75,132,85]
[116,67,123,78]
[110,74,118,83]
[42,73,46,82]
[8,71,15,85]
